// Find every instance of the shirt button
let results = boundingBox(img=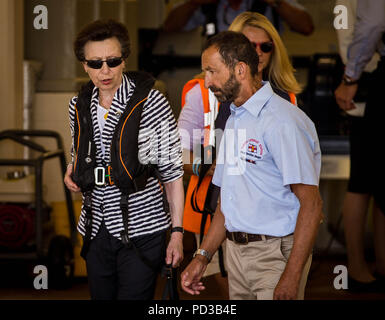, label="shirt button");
[229,195,233,200]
